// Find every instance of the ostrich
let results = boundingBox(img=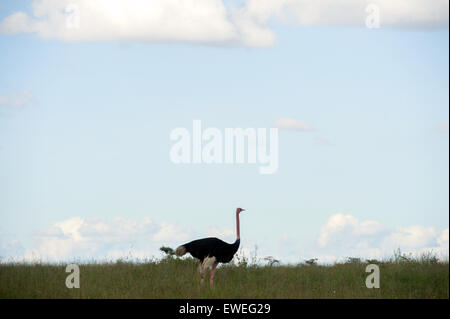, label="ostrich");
[175,207,245,287]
